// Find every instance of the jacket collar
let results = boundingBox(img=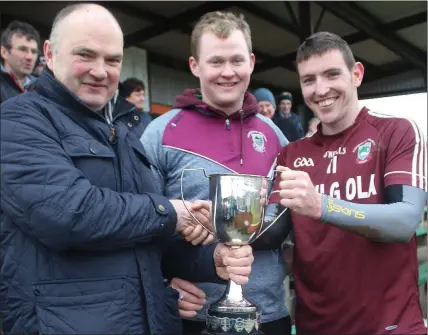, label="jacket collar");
[1,64,33,89]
